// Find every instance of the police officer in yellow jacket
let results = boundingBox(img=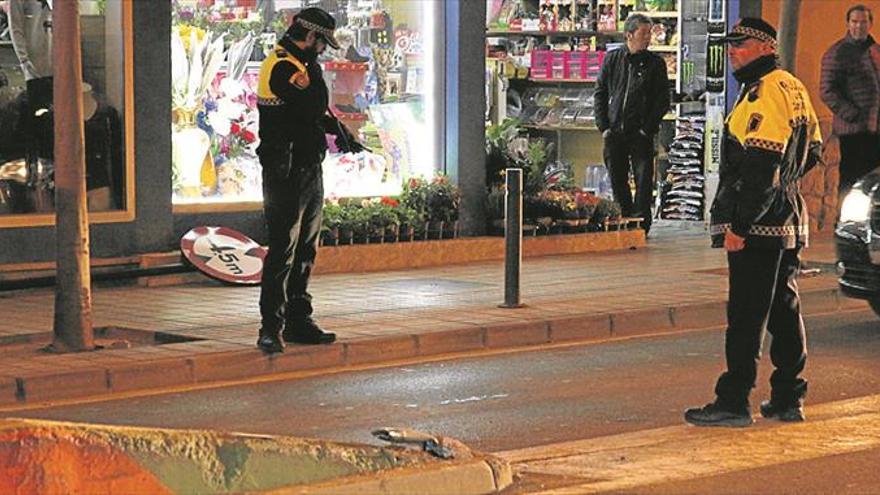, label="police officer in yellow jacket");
[685,18,823,426]
[256,7,364,353]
